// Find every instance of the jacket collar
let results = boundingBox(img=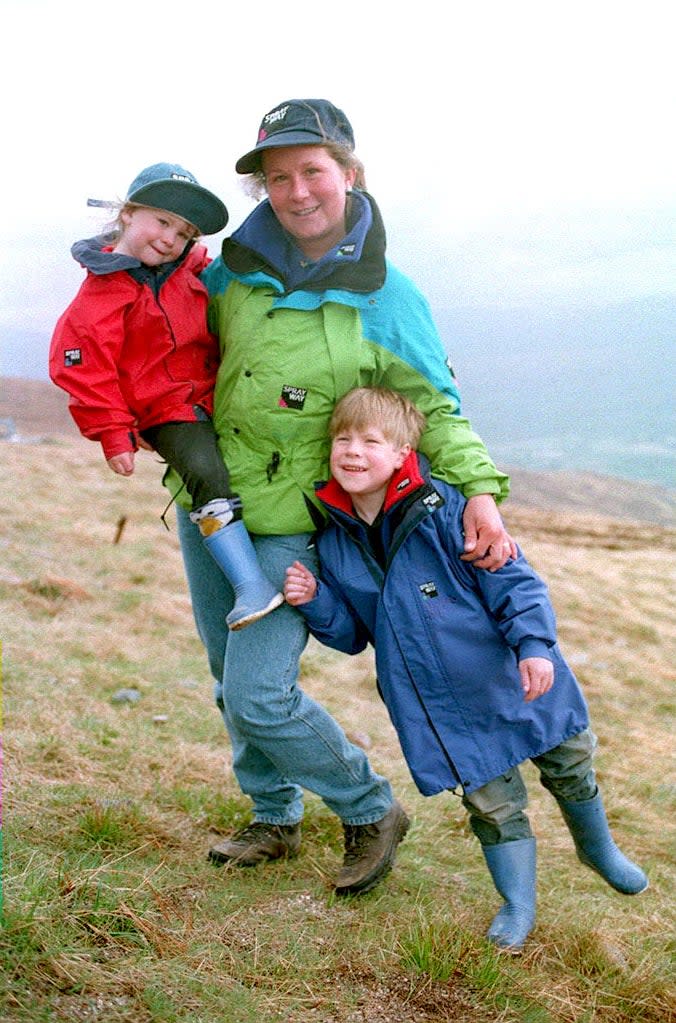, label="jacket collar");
[316,449,427,519]
[71,233,139,275]
[71,234,204,282]
[220,190,387,294]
